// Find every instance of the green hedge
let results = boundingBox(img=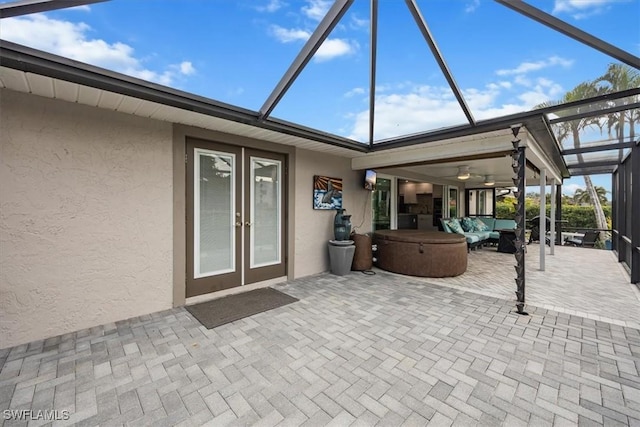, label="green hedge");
[496,200,611,230]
